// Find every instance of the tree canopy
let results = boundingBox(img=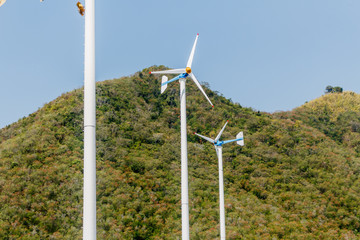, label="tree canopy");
[325,85,343,94]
